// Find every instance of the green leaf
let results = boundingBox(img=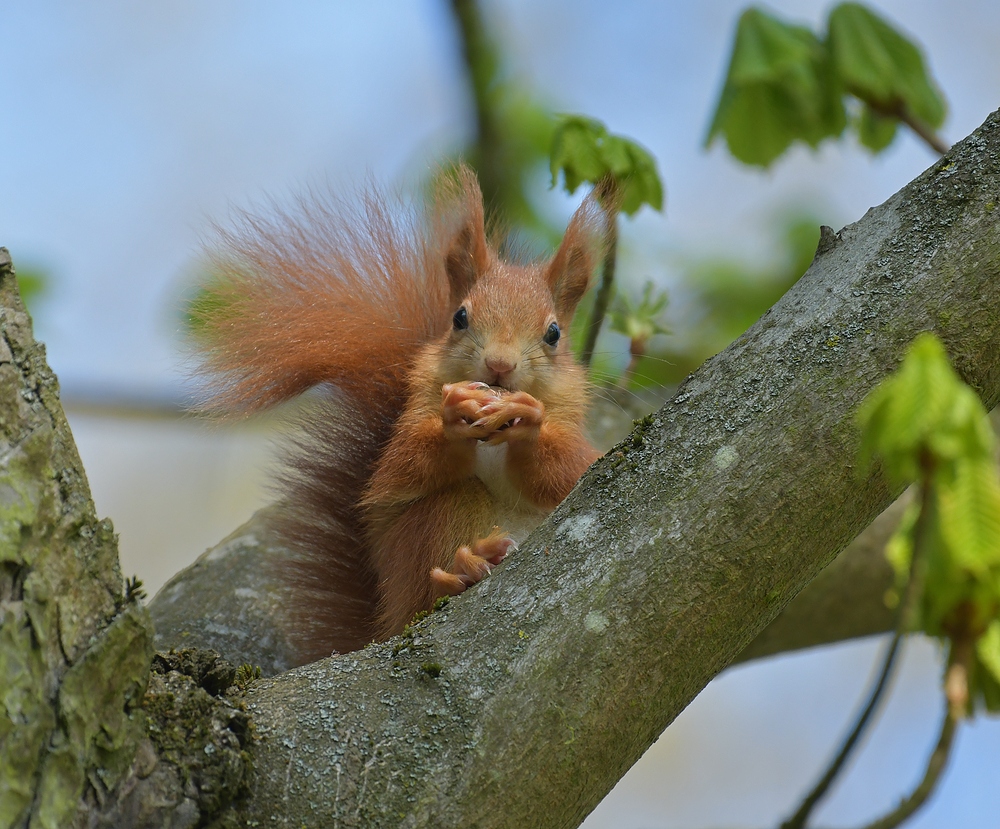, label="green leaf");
[550,116,605,193]
[601,135,633,178]
[7,265,50,317]
[705,7,846,167]
[883,498,919,609]
[550,115,664,215]
[881,462,1000,641]
[933,458,1000,630]
[181,274,236,337]
[619,142,664,216]
[856,104,898,152]
[14,269,46,304]
[827,2,946,130]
